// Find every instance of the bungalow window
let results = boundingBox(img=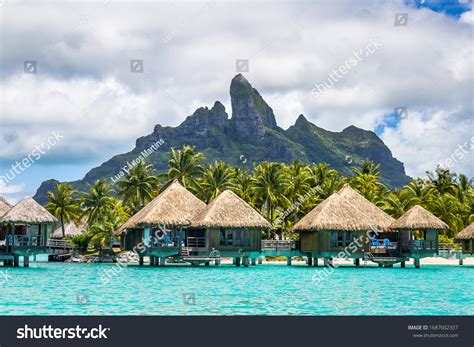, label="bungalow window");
[219,229,234,246]
[330,232,337,248]
[345,231,352,247]
[330,231,351,248]
[234,230,242,246]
